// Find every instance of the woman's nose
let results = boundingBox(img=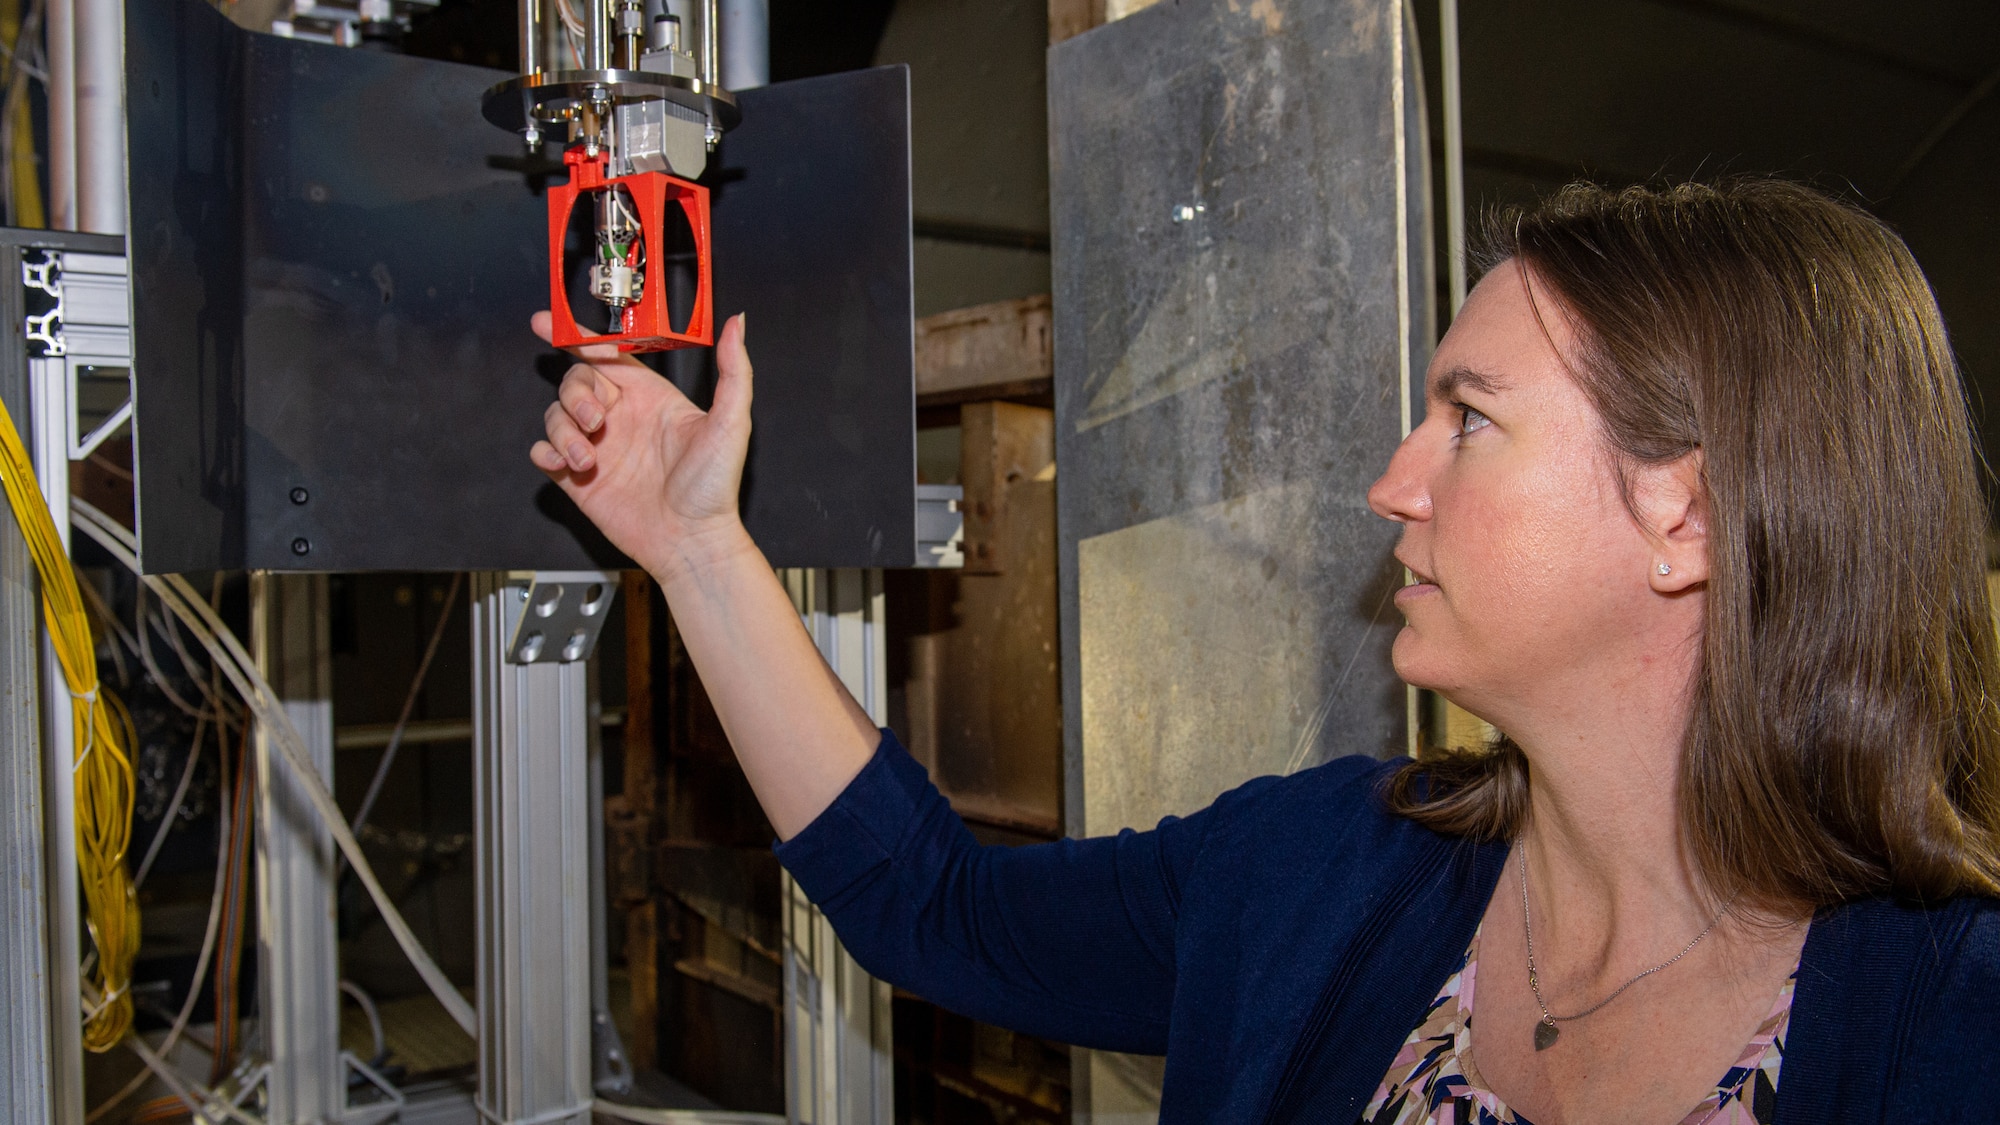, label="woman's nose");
[1366,433,1433,524]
